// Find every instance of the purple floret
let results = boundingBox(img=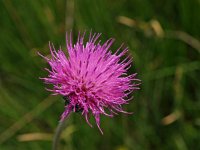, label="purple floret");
[39,32,140,134]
